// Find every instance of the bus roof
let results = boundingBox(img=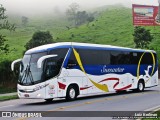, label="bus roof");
[25,42,156,54]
